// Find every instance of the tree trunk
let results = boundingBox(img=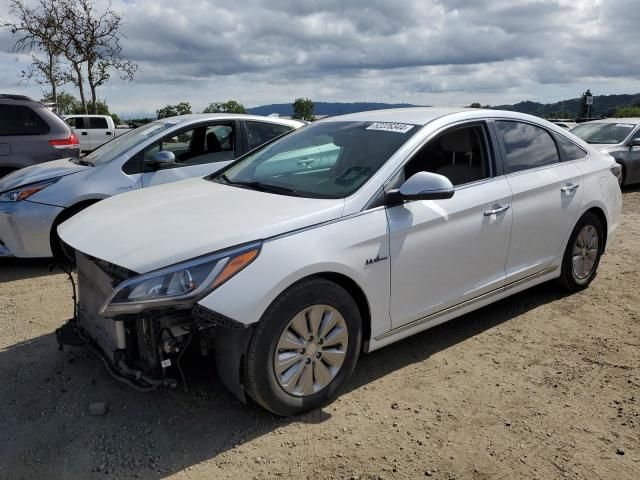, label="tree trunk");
[87,60,97,114]
[48,54,58,112]
[73,62,87,114]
